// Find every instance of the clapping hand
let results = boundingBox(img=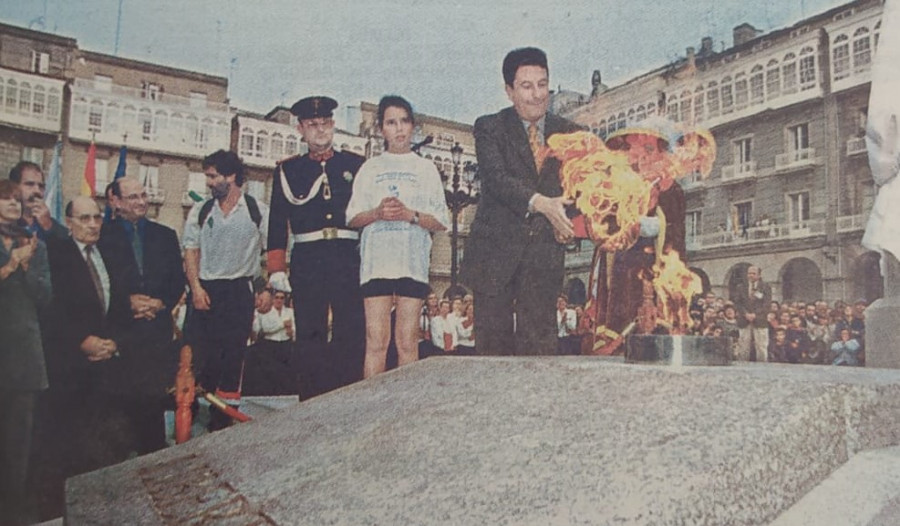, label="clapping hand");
[9,236,37,271]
